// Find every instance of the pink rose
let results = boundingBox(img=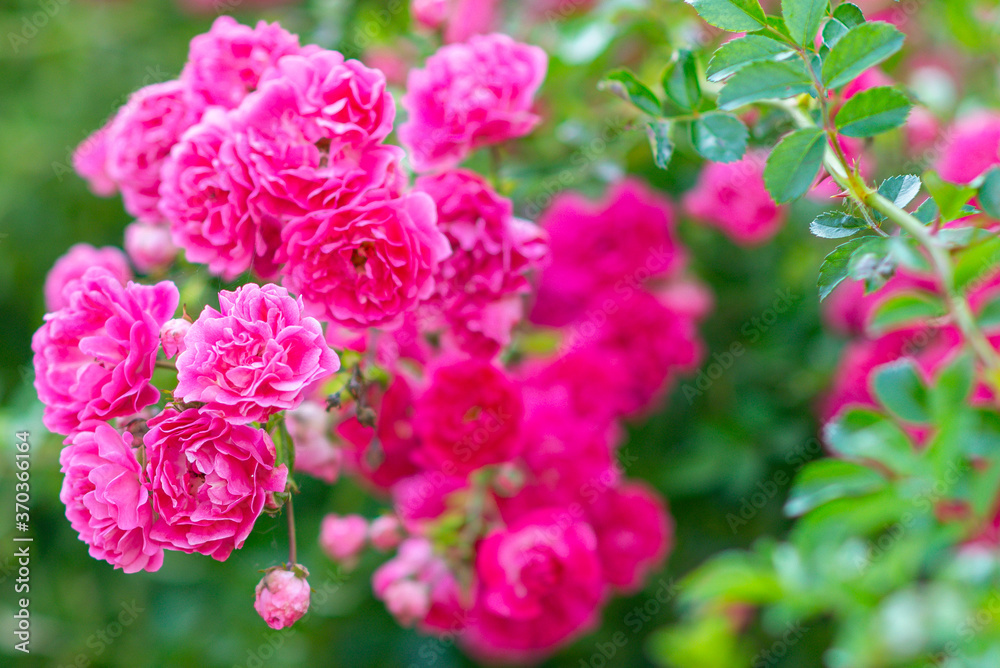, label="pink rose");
[683,152,786,245]
[59,423,163,573]
[181,16,302,111]
[412,0,449,28]
[33,268,178,435]
[175,283,339,424]
[319,514,369,566]
[144,407,288,560]
[43,243,132,313]
[254,566,311,630]
[400,33,547,171]
[412,358,524,474]
[372,538,465,630]
[72,122,116,197]
[105,80,198,222]
[383,580,431,627]
[159,318,191,359]
[369,515,403,551]
[463,509,604,662]
[935,111,1000,184]
[124,221,178,274]
[280,192,451,329]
